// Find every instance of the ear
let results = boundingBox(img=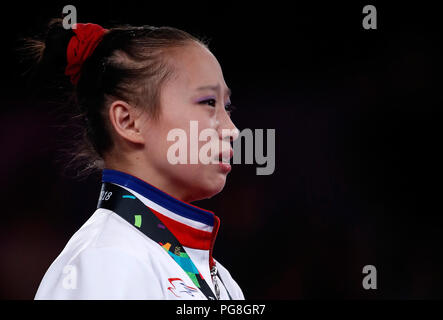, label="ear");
[108,100,145,145]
